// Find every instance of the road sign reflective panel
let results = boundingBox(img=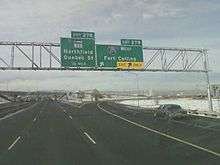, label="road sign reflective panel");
[96,44,143,68]
[71,31,95,39]
[61,32,143,69]
[96,45,120,67]
[60,37,96,67]
[117,62,144,70]
[121,39,142,46]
